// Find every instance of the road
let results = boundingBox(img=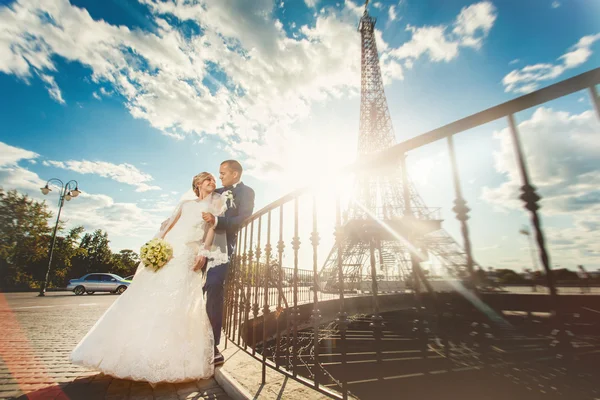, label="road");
[501,285,600,295]
[0,292,230,400]
[1,286,597,400]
